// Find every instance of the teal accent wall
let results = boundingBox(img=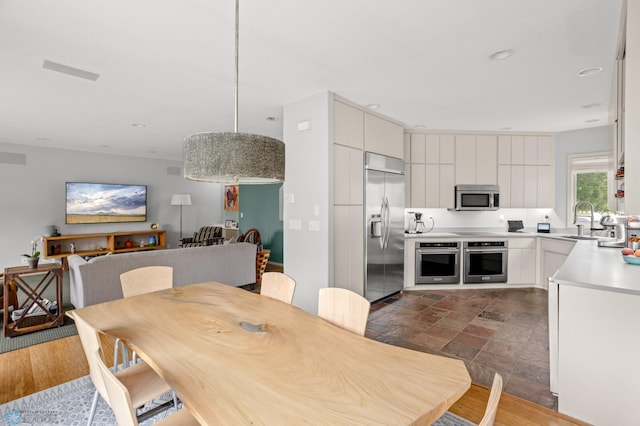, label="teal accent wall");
[238,184,283,263]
